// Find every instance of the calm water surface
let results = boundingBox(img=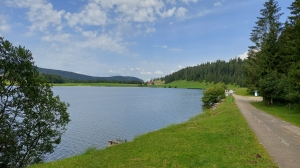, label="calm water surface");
[45,87,204,161]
